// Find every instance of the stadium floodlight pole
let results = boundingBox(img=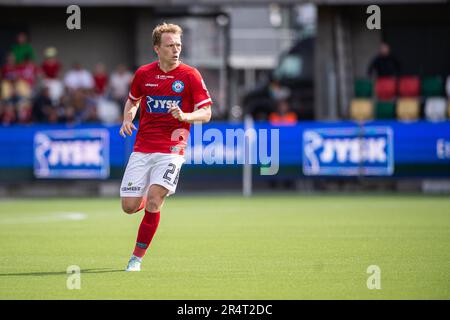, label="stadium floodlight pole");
[243,114,254,197]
